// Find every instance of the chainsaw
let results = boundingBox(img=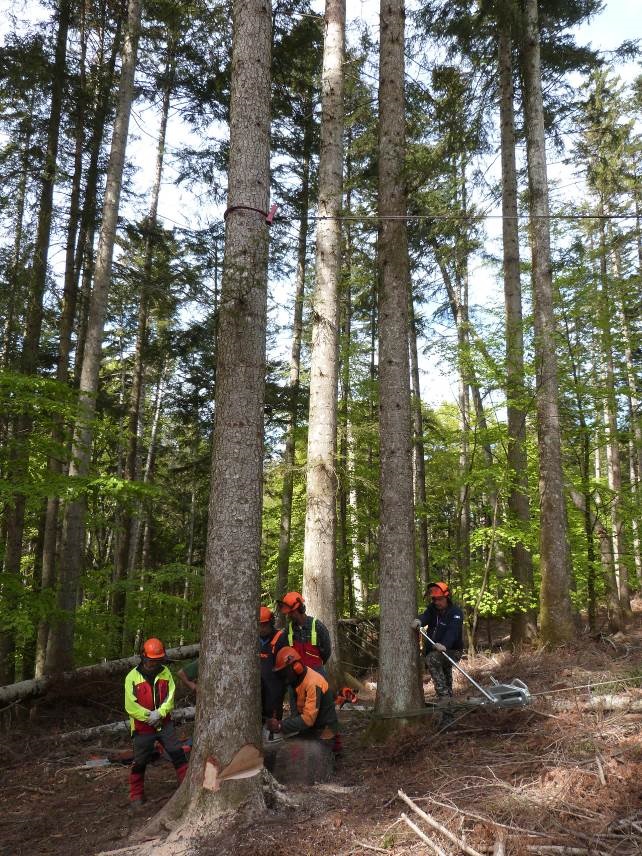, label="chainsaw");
[419,626,531,709]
